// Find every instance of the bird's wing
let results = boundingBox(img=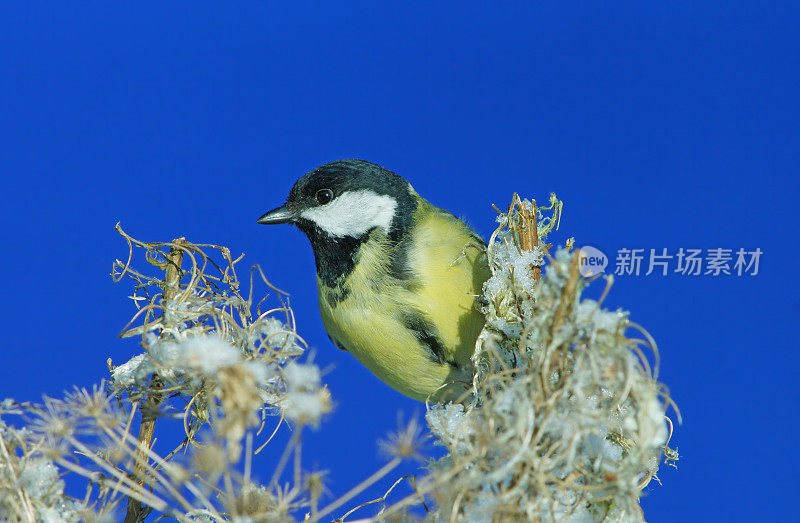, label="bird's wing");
[400,205,490,366]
